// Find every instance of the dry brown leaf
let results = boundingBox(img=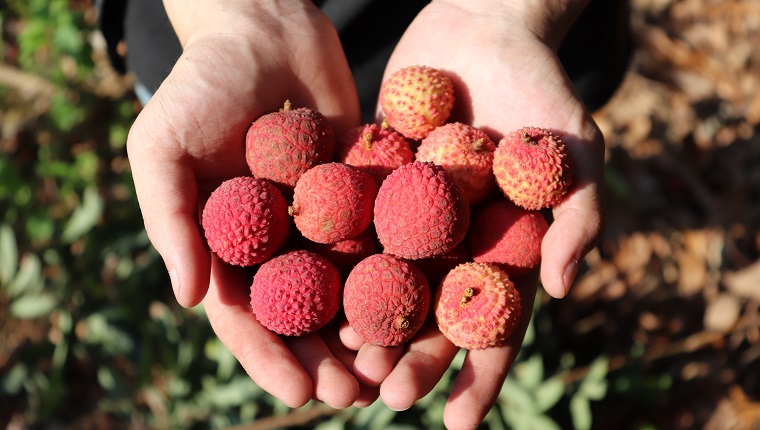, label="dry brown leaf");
[724,260,760,300]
